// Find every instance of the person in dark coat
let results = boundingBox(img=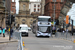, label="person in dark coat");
[3,28,5,37]
[10,27,13,38]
